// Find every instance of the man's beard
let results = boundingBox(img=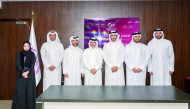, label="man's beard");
[134,40,140,43]
[111,38,116,42]
[72,43,78,47]
[91,45,96,48]
[156,35,162,39]
[133,38,140,43]
[50,38,56,41]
